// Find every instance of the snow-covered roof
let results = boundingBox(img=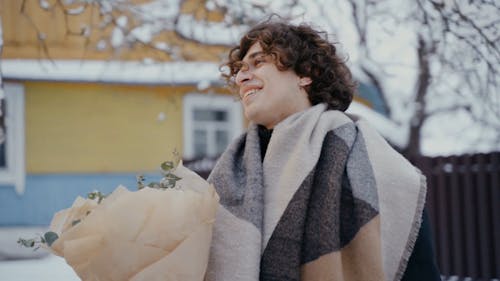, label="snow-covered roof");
[2,59,223,86]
